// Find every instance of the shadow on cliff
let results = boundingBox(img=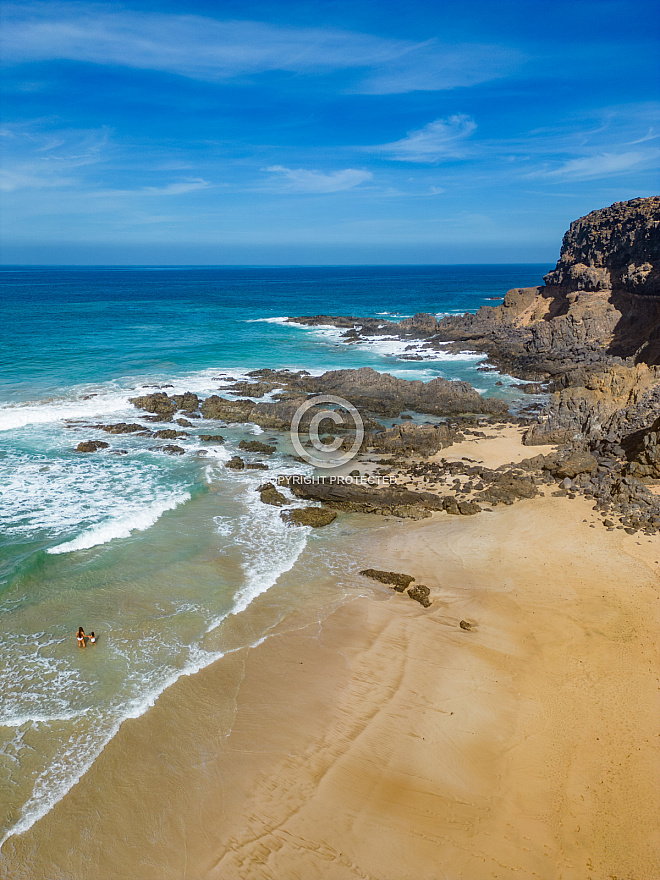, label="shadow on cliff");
[605,290,660,365]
